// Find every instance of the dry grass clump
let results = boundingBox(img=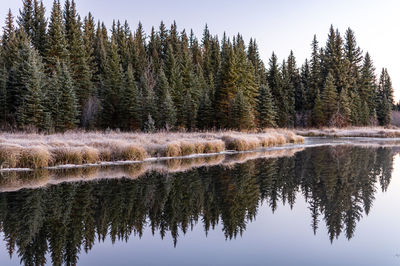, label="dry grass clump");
[165,142,182,157]
[222,135,261,151]
[180,141,197,156]
[0,145,21,168]
[51,147,83,165]
[19,146,50,169]
[82,147,99,164]
[119,145,147,161]
[204,140,225,153]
